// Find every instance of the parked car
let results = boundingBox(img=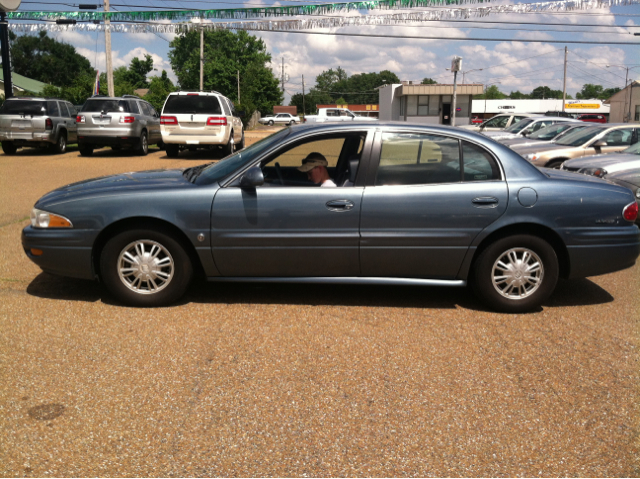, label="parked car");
[604,169,640,224]
[459,113,540,132]
[302,108,378,123]
[471,116,484,124]
[560,141,640,177]
[502,123,588,150]
[22,122,640,313]
[544,111,577,119]
[483,117,579,141]
[0,97,77,155]
[517,124,640,169]
[259,113,300,126]
[77,95,162,156]
[160,91,244,158]
[577,114,607,124]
